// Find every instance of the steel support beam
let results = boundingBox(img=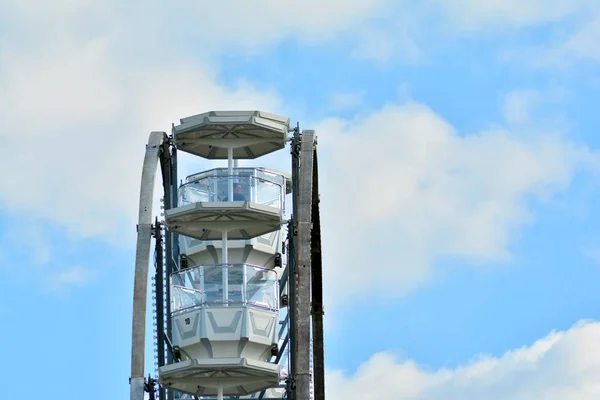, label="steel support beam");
[158,139,178,400]
[287,128,301,399]
[294,130,316,399]
[131,131,167,400]
[159,140,177,352]
[154,219,166,400]
[310,145,325,400]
